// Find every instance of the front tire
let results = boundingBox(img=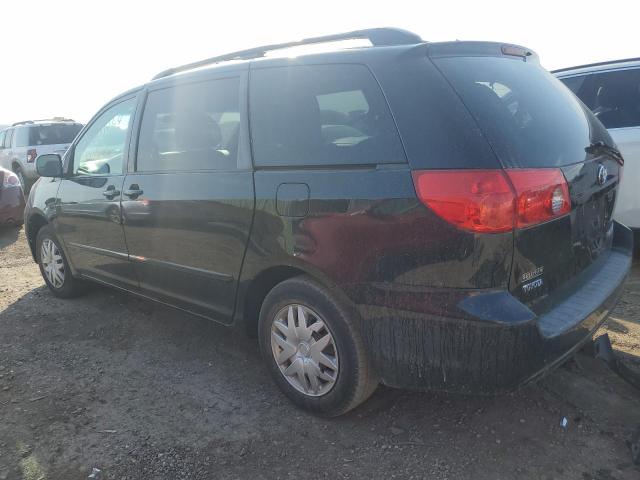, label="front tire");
[258,275,377,417]
[36,225,86,298]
